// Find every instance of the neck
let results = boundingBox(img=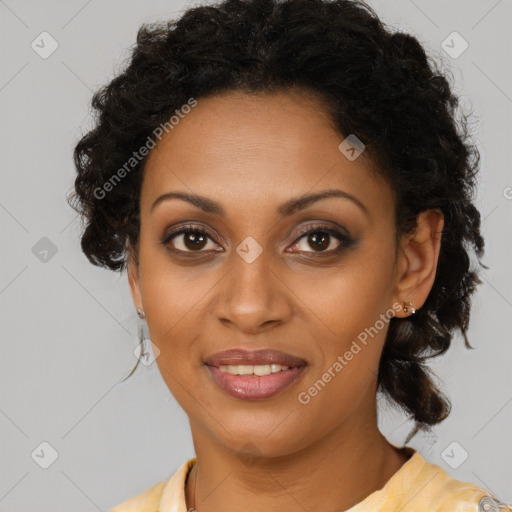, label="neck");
[185,405,410,512]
